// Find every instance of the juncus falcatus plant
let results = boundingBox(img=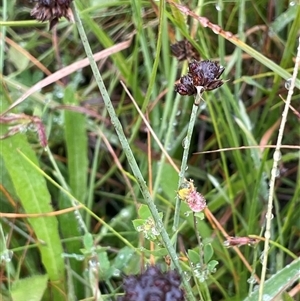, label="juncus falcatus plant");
[1,1,299,301]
